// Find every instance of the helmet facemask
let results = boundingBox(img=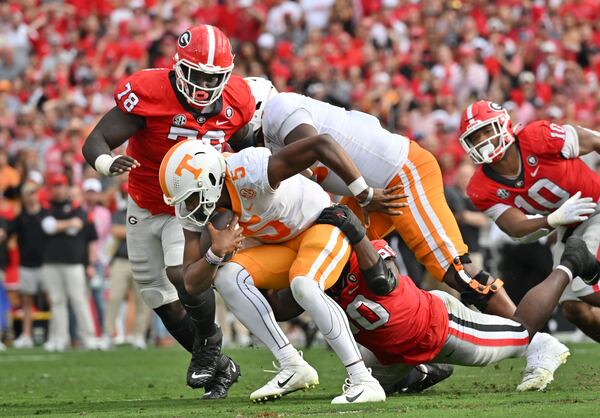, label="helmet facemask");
[460,115,514,164]
[171,170,225,228]
[174,58,232,107]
